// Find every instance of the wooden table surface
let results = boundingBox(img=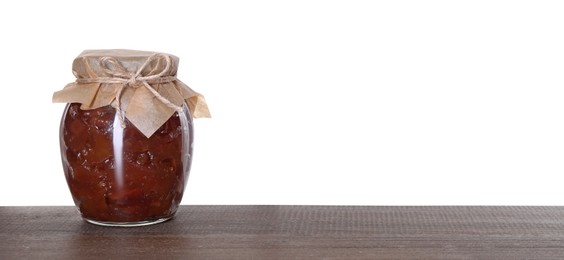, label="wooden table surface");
[2,206,564,259]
